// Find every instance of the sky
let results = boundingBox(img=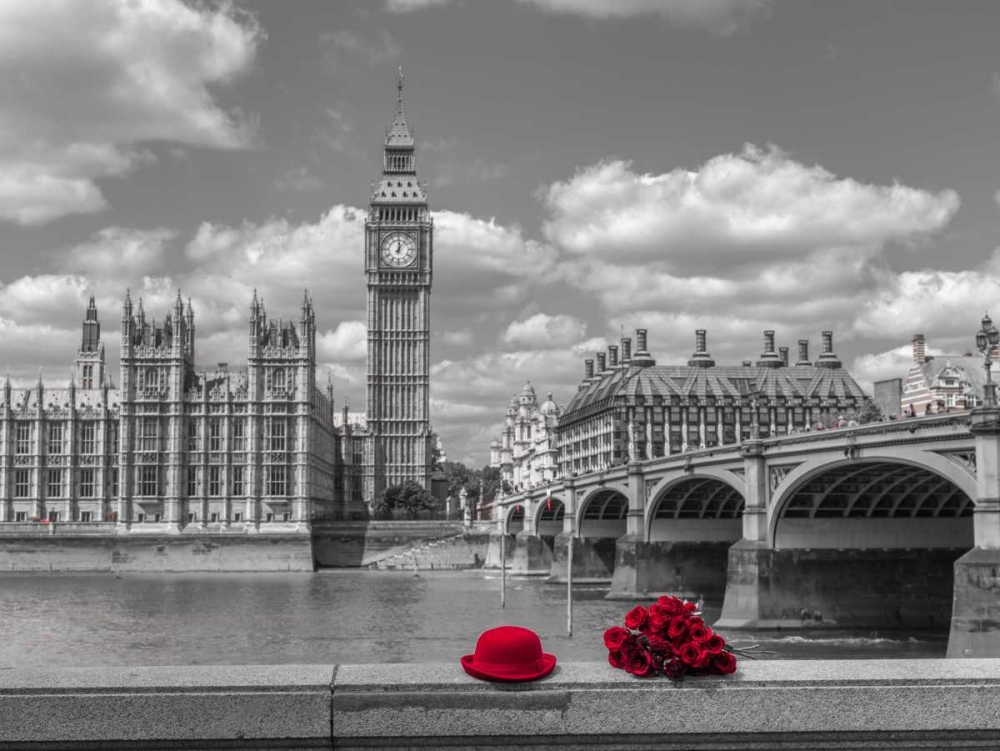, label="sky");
[3,0,1000,468]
